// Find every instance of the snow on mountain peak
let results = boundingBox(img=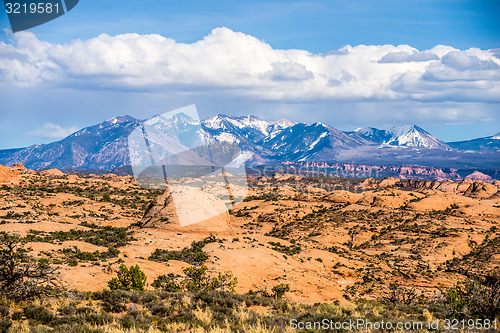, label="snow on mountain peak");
[167,112,199,124]
[203,114,231,129]
[235,115,270,134]
[385,124,445,148]
[105,115,137,125]
[271,119,295,128]
[492,132,500,140]
[144,114,166,126]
